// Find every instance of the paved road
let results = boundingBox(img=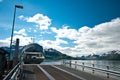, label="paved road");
[22,65,49,80]
[22,64,82,80]
[22,64,113,80]
[41,65,82,80]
